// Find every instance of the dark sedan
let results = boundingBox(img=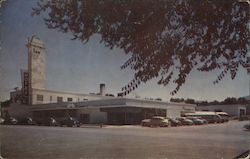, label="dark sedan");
[186,117,204,125]
[176,117,194,125]
[59,117,81,127]
[35,117,60,126]
[3,117,18,125]
[168,118,182,126]
[18,117,36,125]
